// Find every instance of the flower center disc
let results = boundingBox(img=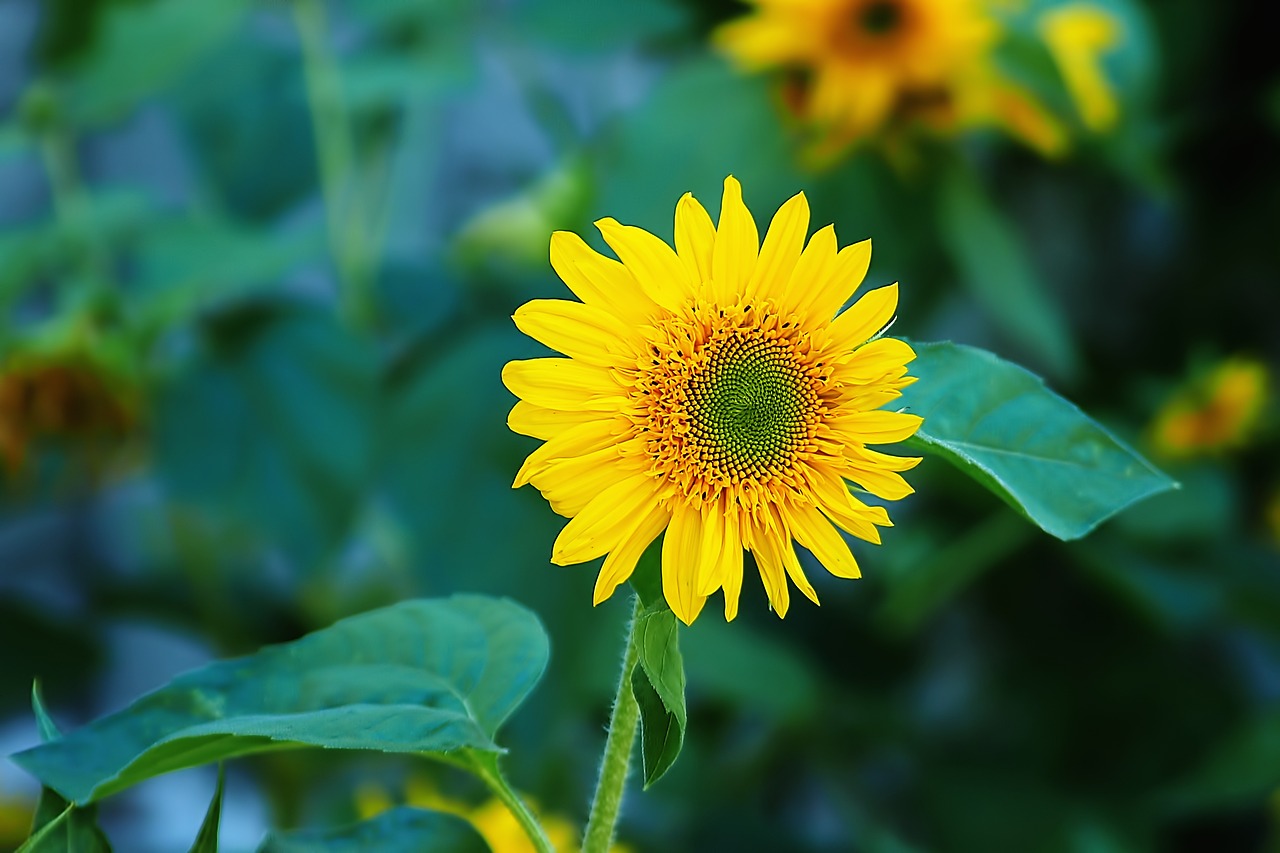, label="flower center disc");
[687,334,814,478]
